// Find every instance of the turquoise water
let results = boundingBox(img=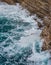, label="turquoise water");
[0,3,50,65]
